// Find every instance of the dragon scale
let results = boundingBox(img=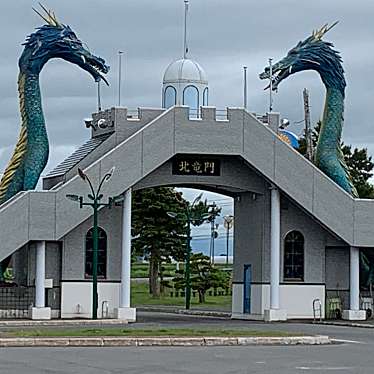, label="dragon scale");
[0,6,109,278]
[260,23,357,197]
[0,73,48,203]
